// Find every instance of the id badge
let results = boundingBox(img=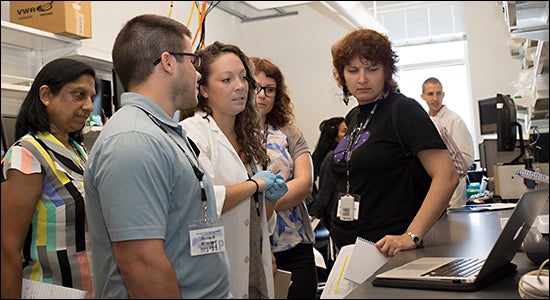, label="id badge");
[188,218,225,256]
[337,193,360,221]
